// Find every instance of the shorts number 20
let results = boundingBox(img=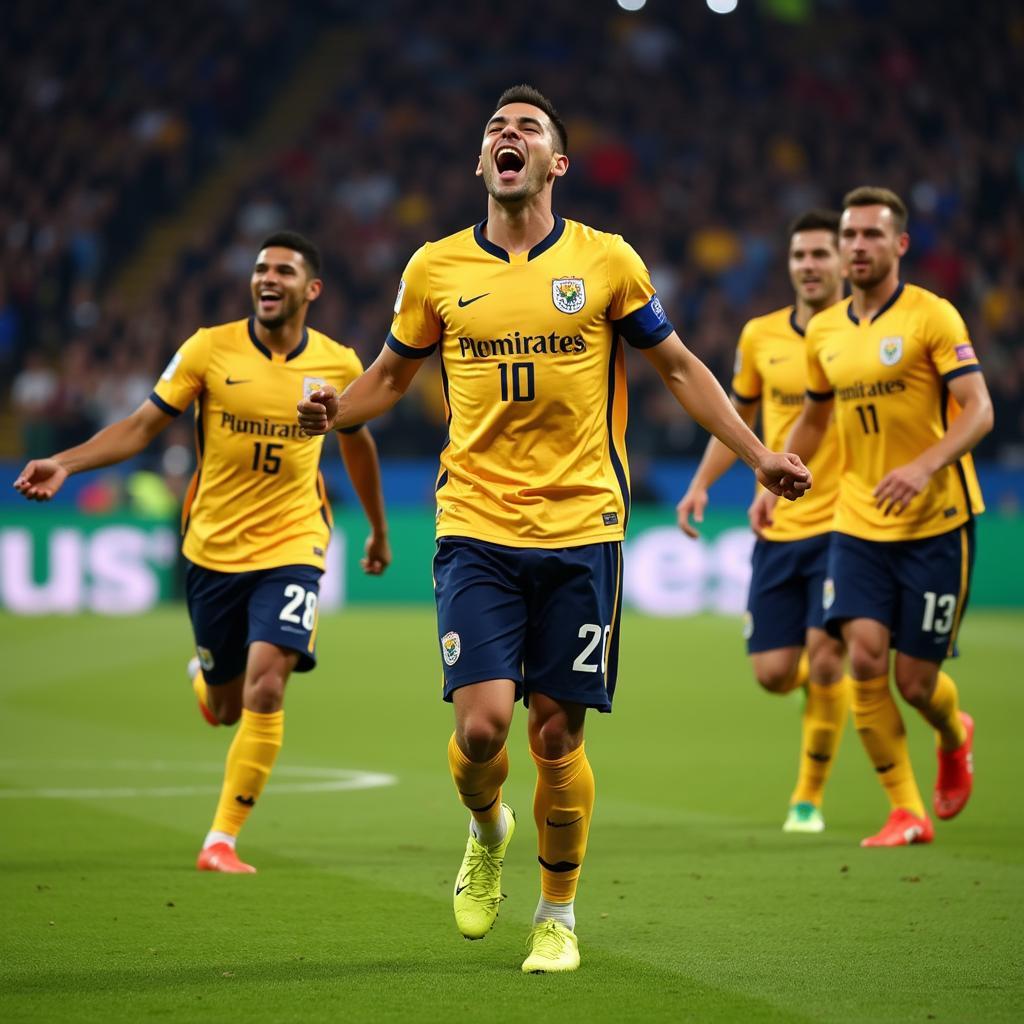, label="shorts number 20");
[573,623,610,674]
